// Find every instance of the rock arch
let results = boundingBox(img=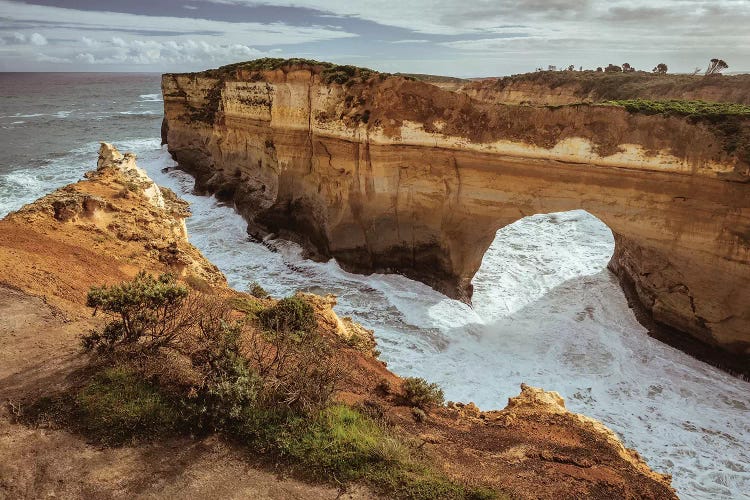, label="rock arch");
[162,68,750,373]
